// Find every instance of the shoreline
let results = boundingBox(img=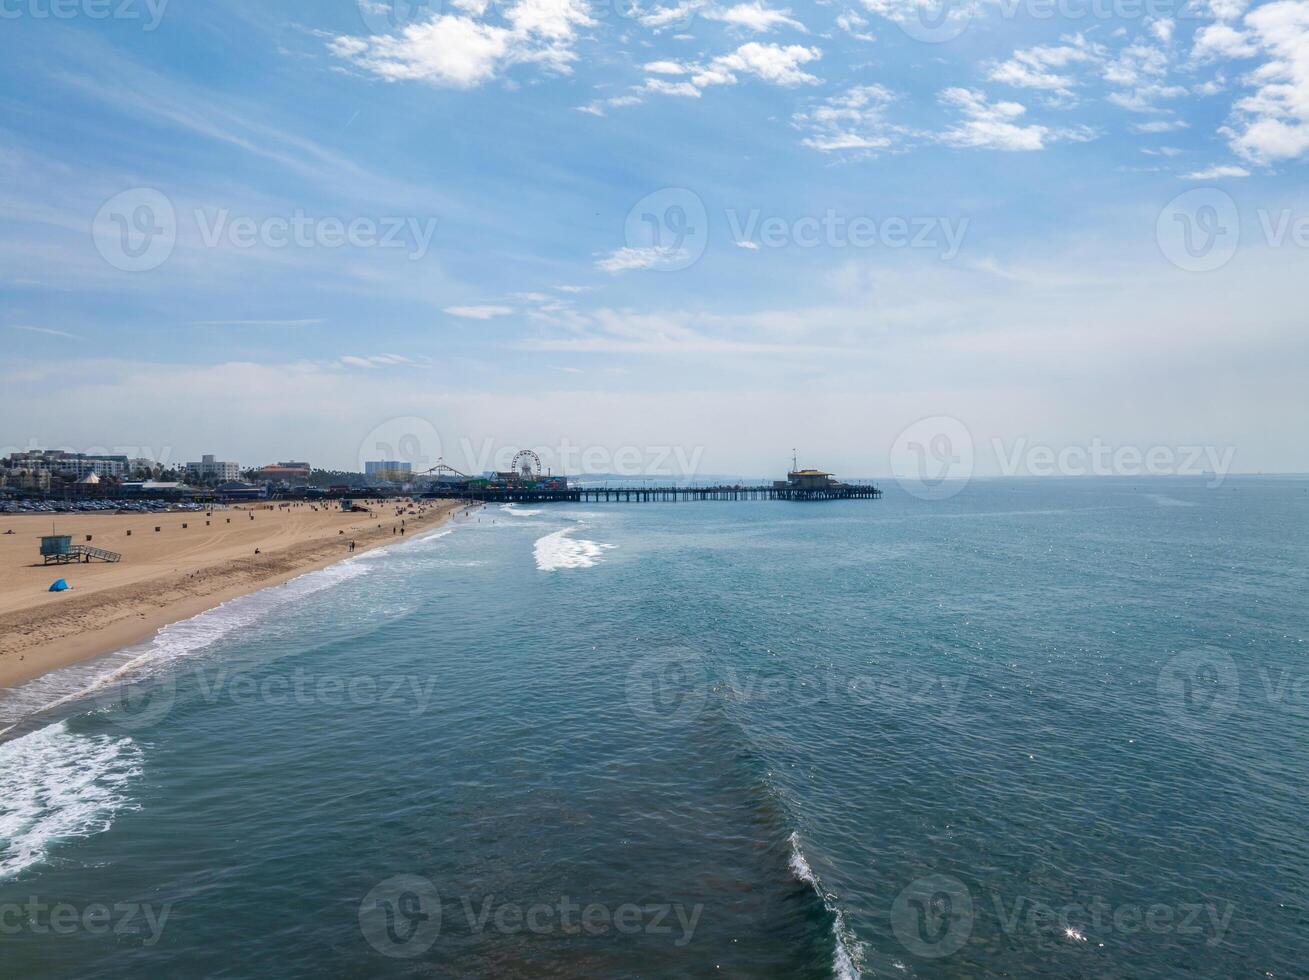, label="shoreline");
[0,499,462,691]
